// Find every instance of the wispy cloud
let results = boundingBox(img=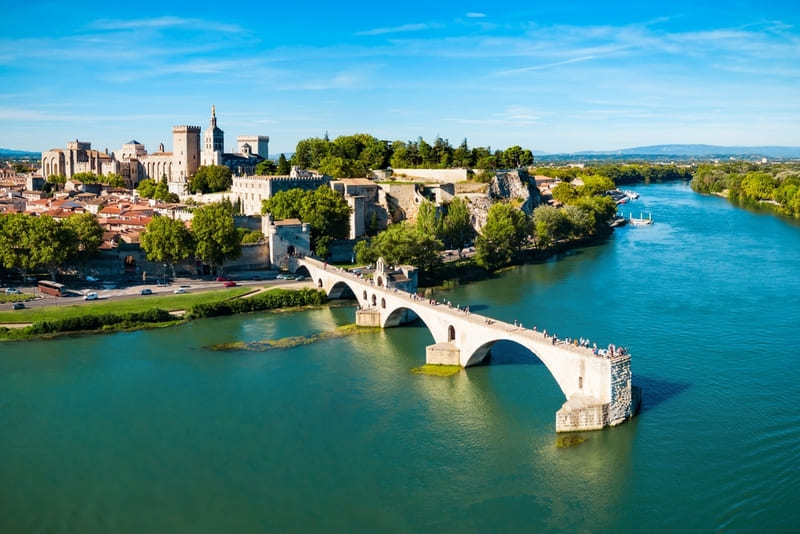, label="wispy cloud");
[89,16,246,34]
[465,12,486,18]
[356,23,439,36]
